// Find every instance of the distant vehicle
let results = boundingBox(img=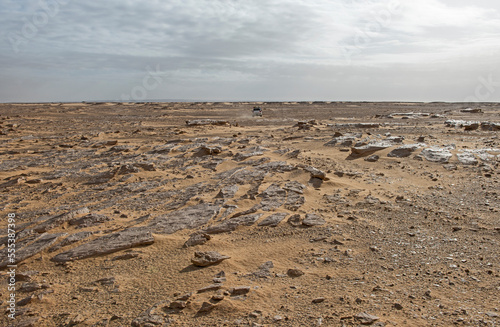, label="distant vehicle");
[252,107,263,117]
